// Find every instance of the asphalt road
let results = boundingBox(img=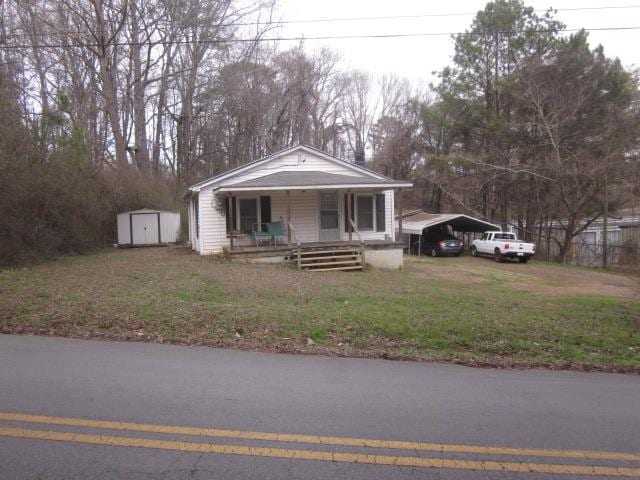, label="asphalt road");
[0,334,638,479]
